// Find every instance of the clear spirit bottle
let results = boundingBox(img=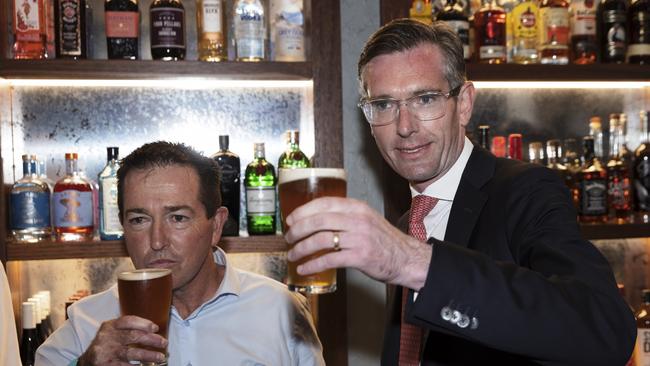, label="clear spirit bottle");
[98,147,123,240]
[245,143,276,235]
[234,0,266,61]
[270,0,305,61]
[10,154,51,243]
